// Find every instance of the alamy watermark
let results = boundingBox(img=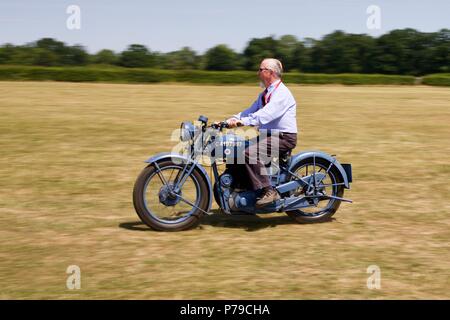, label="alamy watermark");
[366,5,381,30]
[171,126,282,176]
[366,265,381,290]
[66,265,81,290]
[66,5,81,30]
